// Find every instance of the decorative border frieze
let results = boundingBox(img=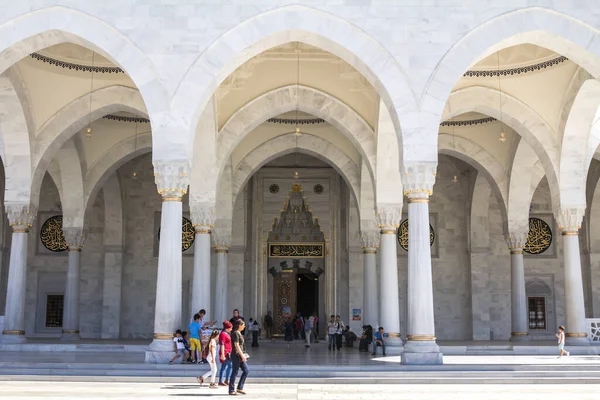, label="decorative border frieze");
[103,114,149,124]
[266,117,326,125]
[440,117,496,127]
[463,56,568,78]
[30,53,125,74]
